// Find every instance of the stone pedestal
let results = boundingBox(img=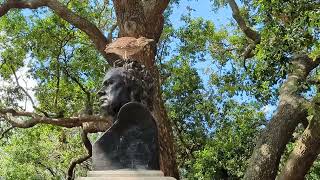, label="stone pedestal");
[77,170,176,180]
